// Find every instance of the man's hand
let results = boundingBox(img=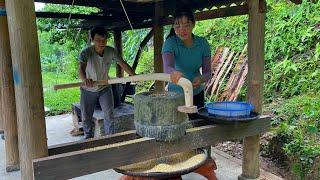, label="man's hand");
[192,76,203,88]
[82,78,94,87]
[170,71,183,84]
